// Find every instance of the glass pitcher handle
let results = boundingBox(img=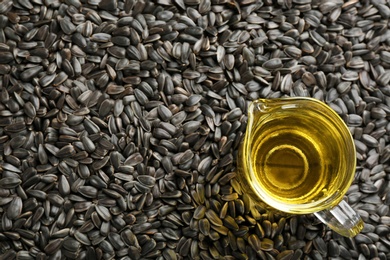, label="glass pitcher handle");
[314,200,364,237]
